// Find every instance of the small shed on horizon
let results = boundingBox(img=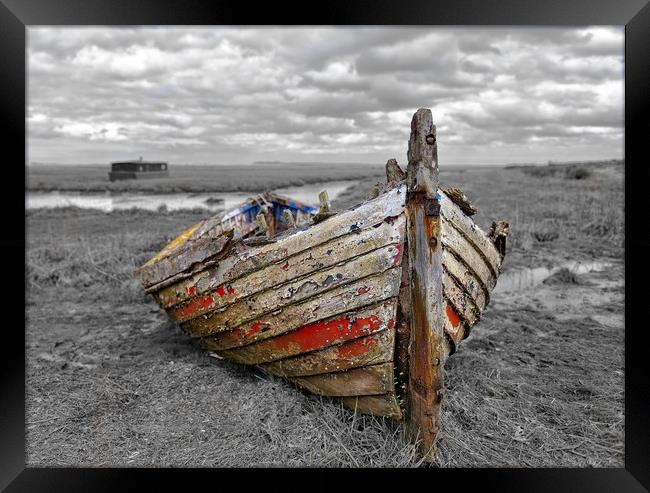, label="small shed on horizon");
[108,158,169,181]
